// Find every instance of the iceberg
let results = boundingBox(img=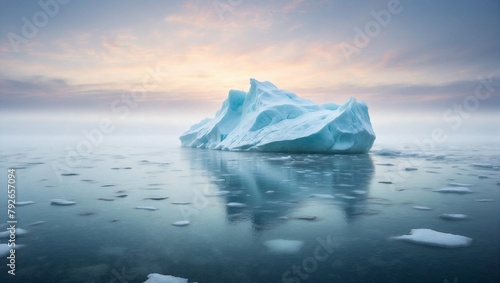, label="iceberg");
[180,79,375,153]
[391,229,472,248]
